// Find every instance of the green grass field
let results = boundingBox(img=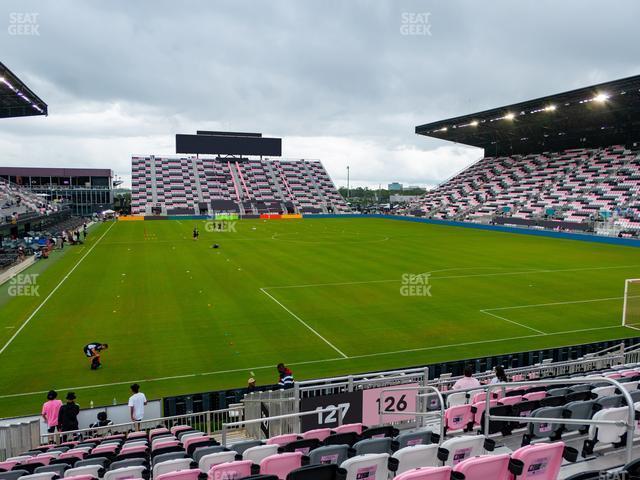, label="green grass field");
[1,217,639,418]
